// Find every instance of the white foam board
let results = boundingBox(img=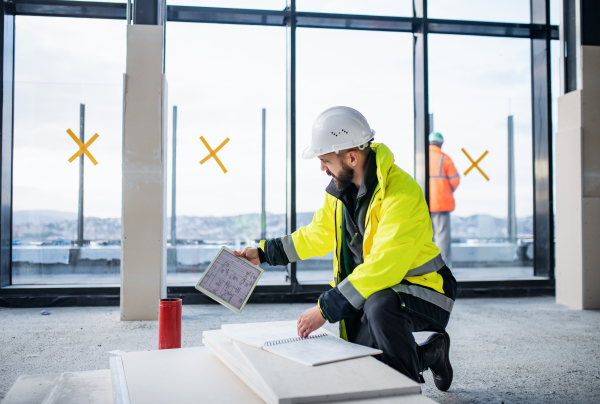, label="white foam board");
[203,330,274,403]
[220,321,421,403]
[204,330,436,404]
[2,370,112,404]
[120,346,264,404]
[233,339,420,403]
